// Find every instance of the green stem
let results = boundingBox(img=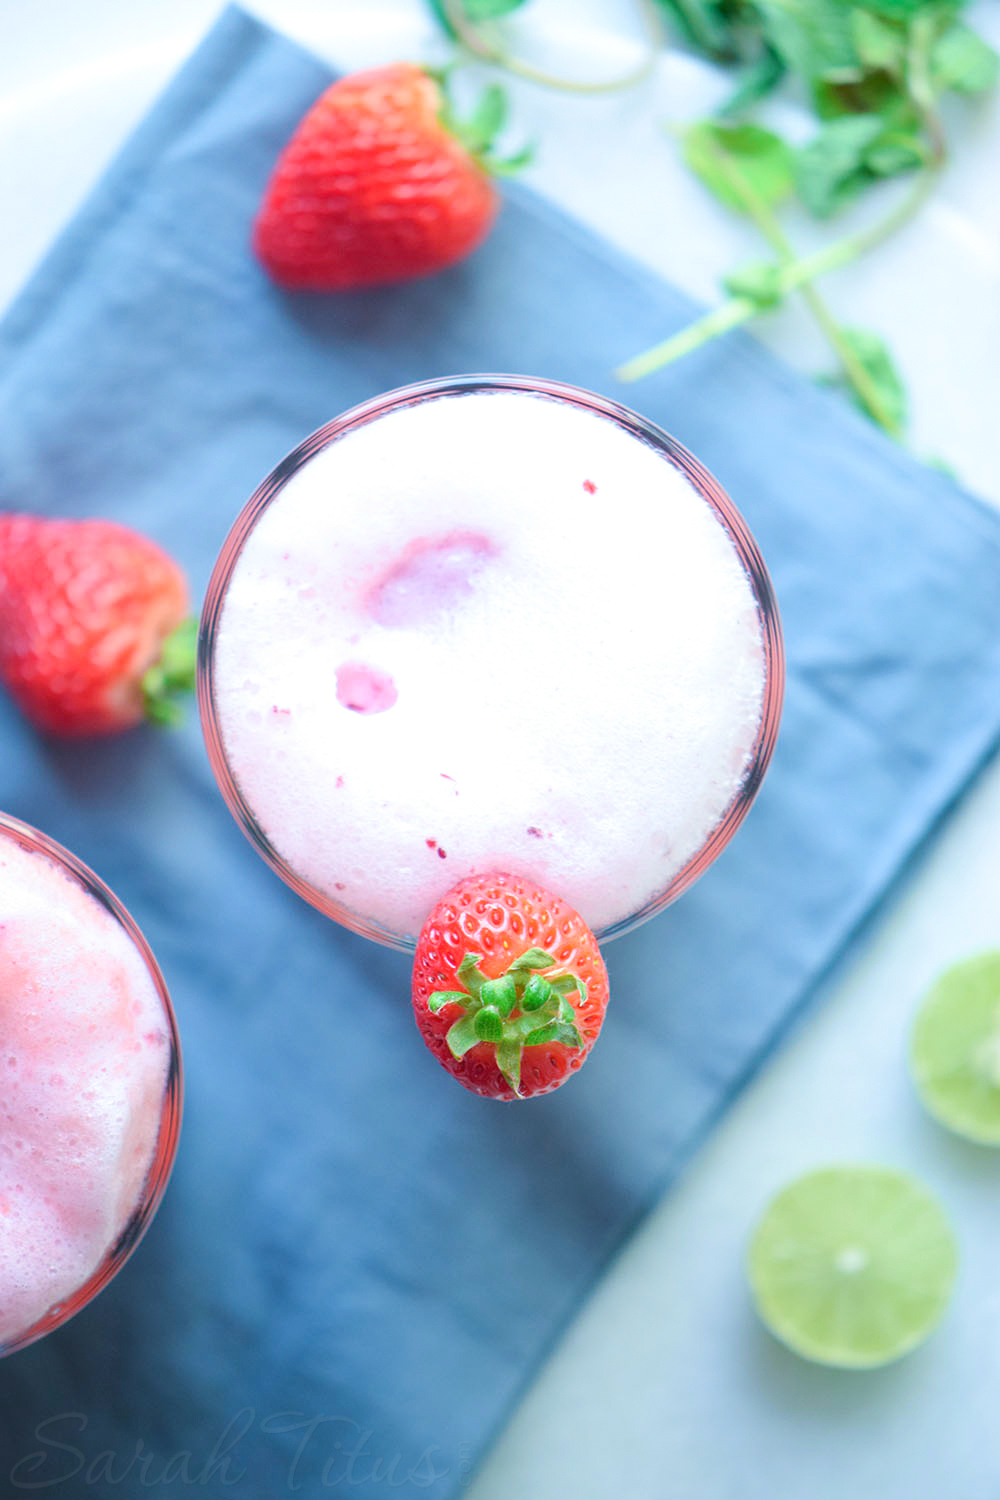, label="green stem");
[906,13,949,166]
[734,151,939,434]
[616,152,941,434]
[440,0,664,95]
